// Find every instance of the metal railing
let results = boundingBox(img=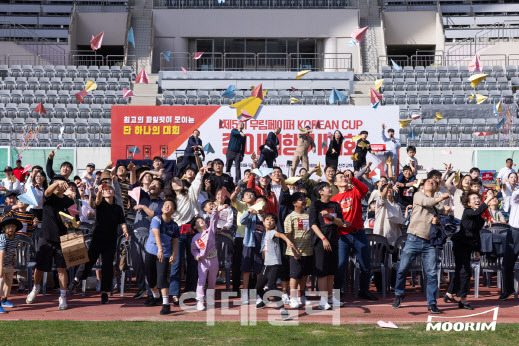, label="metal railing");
[153,0,358,8]
[159,52,352,71]
[377,52,519,72]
